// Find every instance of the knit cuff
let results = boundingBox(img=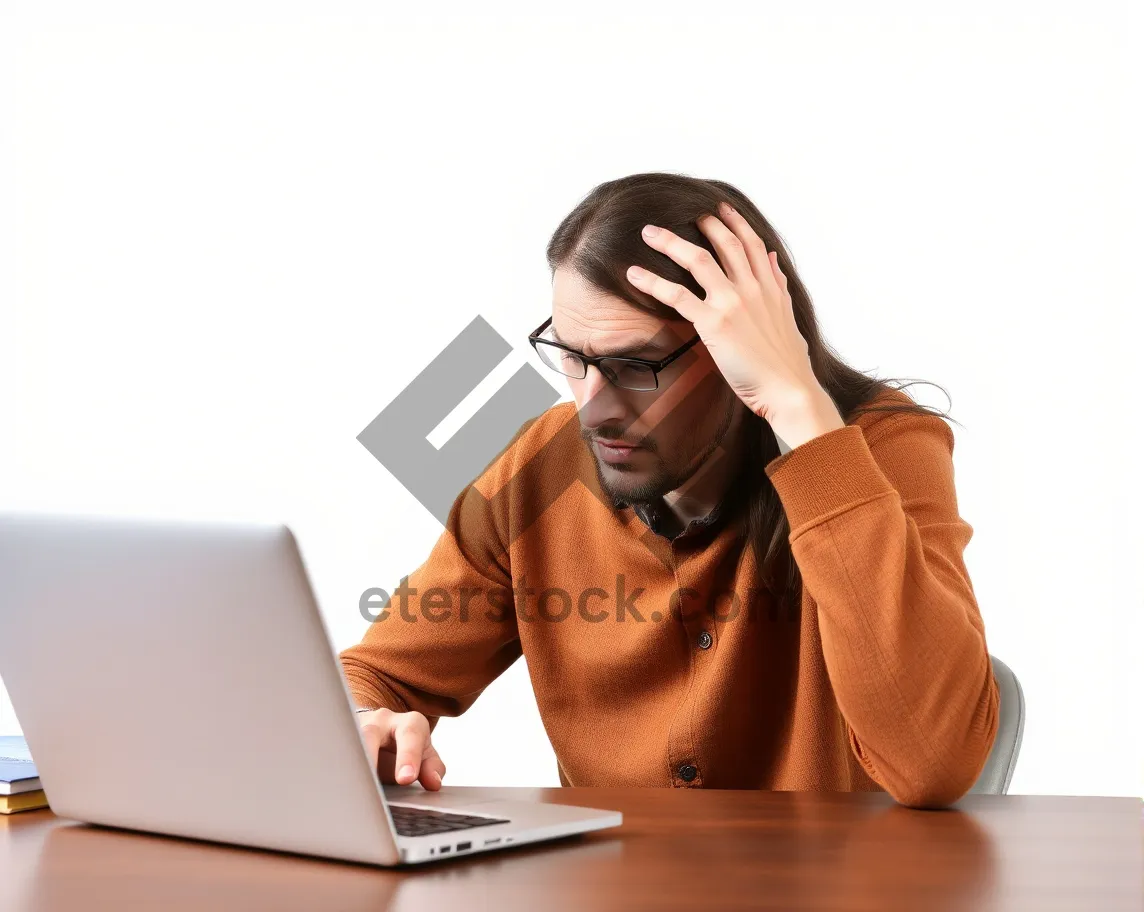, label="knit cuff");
[764,424,896,535]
